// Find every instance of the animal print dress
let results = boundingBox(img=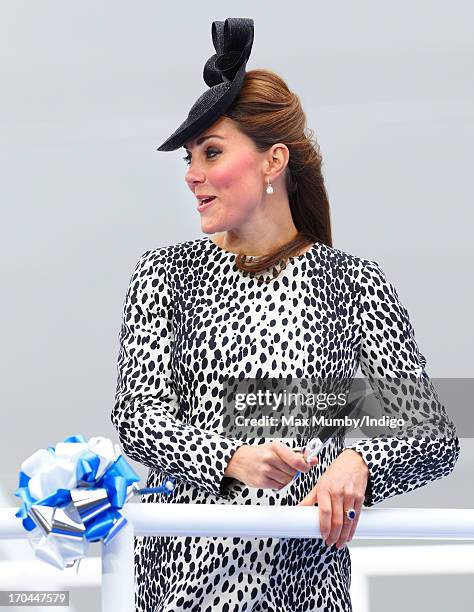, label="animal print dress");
[111,236,460,612]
